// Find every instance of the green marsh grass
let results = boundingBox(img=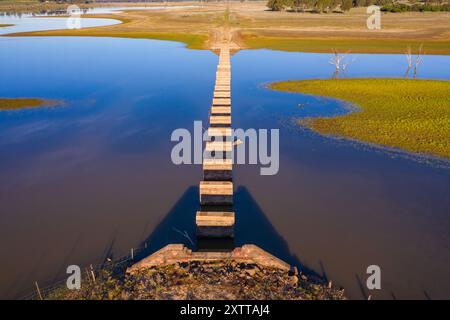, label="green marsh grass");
[270,78,450,159]
[241,33,450,55]
[0,98,50,110]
